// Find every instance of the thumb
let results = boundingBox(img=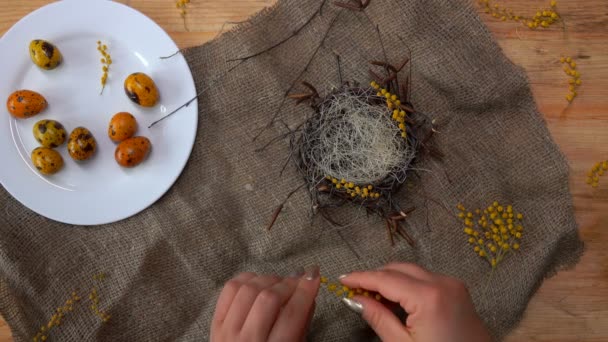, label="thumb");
[343,296,413,342]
